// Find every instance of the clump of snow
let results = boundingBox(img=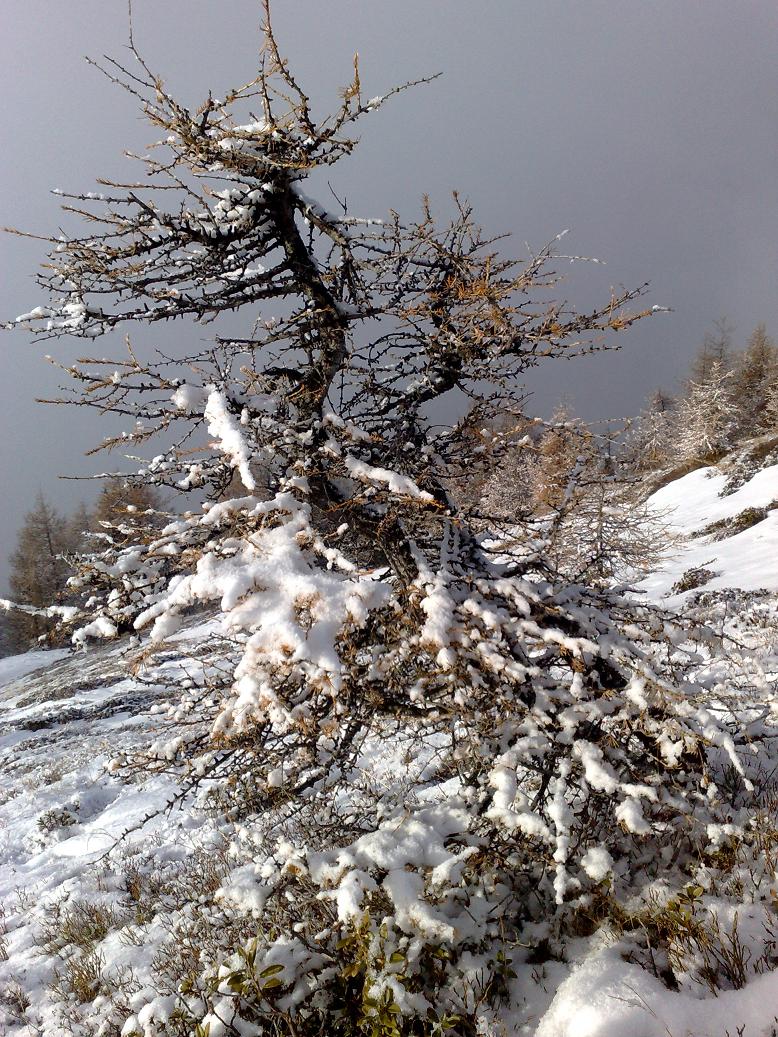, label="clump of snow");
[72,615,118,644]
[580,846,613,882]
[536,945,778,1037]
[203,386,255,490]
[171,383,208,413]
[343,454,435,502]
